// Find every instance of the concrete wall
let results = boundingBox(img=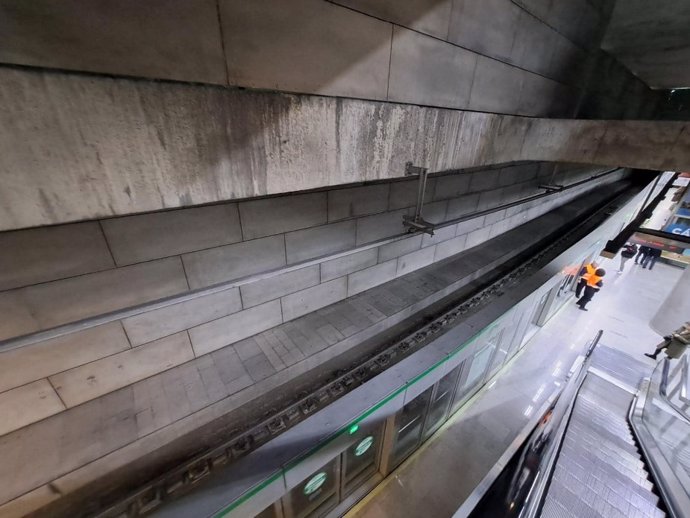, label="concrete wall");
[2,66,689,232]
[0,162,614,343]
[0,171,636,517]
[0,164,626,433]
[0,0,599,115]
